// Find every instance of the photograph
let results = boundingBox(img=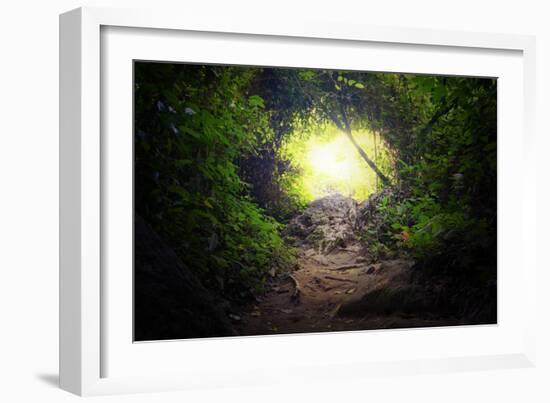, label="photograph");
[0,0,546,400]
[133,62,497,341]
